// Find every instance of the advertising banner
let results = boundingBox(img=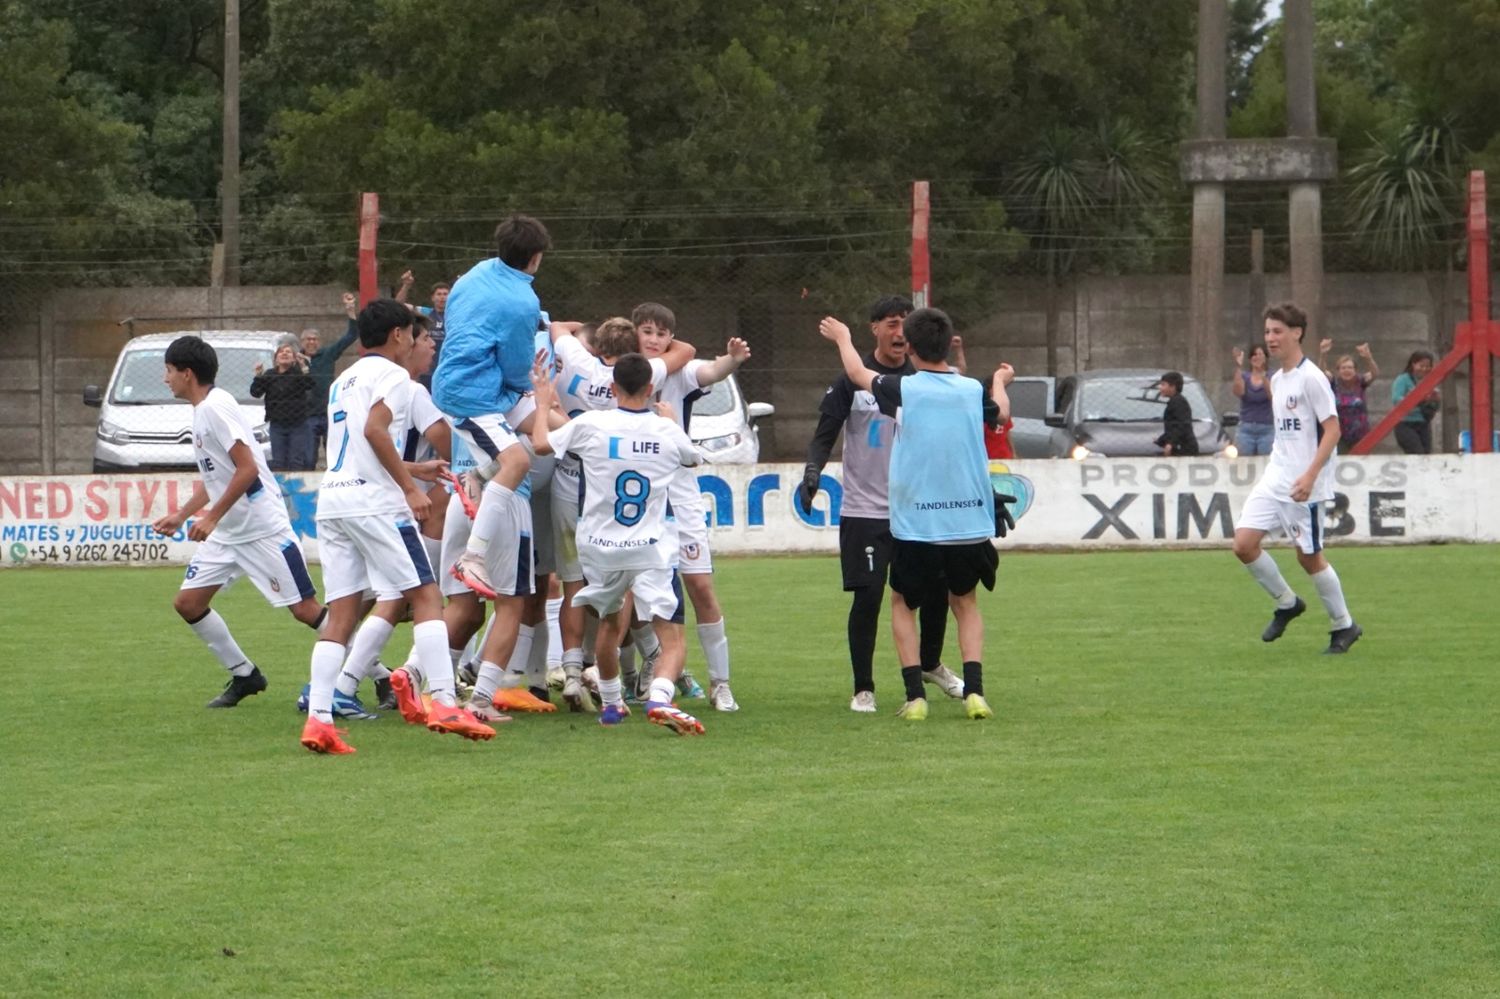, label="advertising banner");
[2,456,1497,569]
